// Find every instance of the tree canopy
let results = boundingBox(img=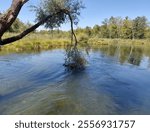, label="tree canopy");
[34,0,83,29]
[0,0,83,45]
[79,16,149,40]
